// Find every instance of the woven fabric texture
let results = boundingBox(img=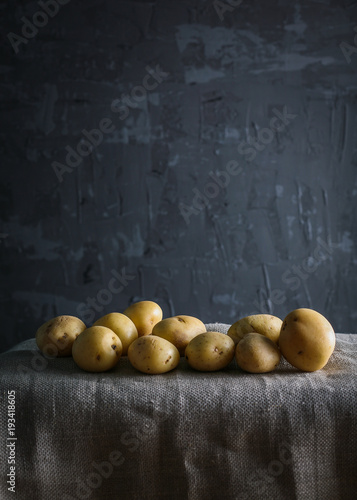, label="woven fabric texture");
[0,326,356,500]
